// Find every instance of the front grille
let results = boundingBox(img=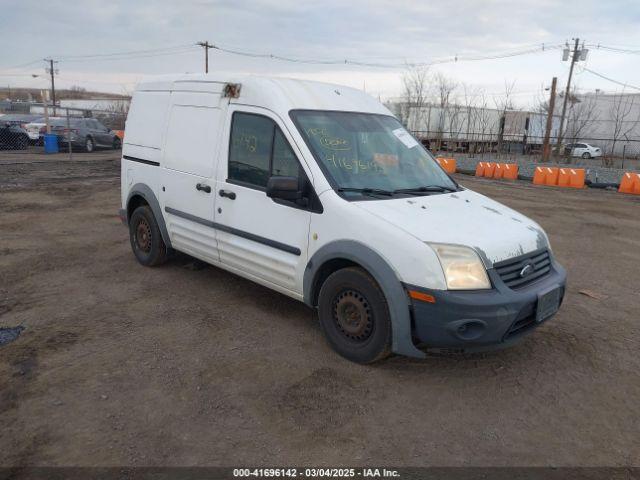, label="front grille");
[494,248,551,289]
